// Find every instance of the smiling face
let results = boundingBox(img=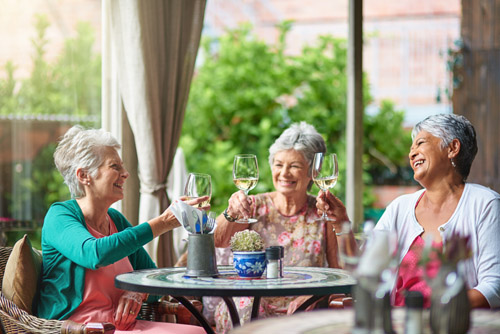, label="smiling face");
[409,130,451,185]
[271,149,311,197]
[90,147,129,204]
